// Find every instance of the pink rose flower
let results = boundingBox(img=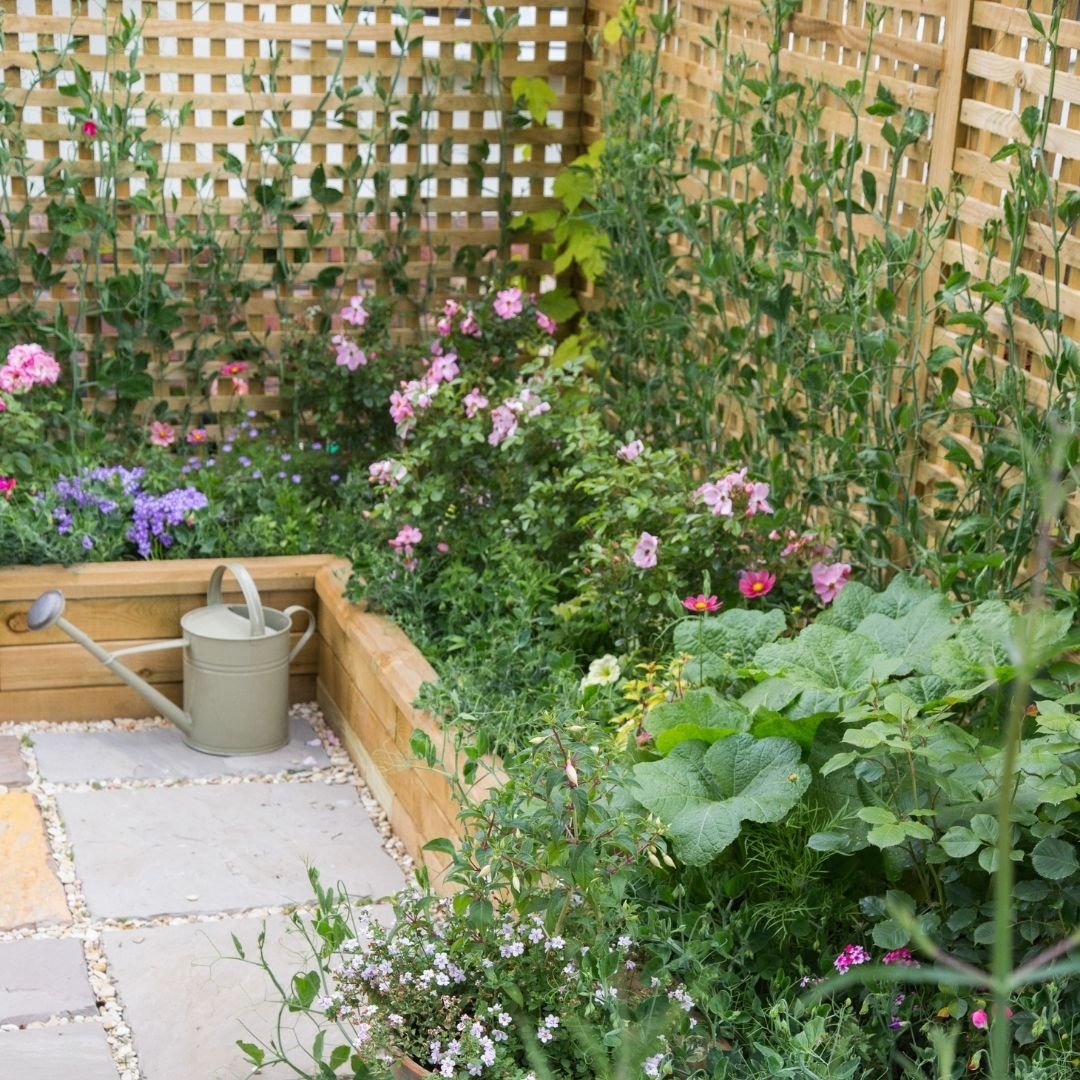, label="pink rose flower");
[459,310,481,337]
[463,387,489,419]
[810,561,851,604]
[493,287,524,319]
[632,532,659,569]
[745,481,773,516]
[536,311,557,334]
[340,294,368,327]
